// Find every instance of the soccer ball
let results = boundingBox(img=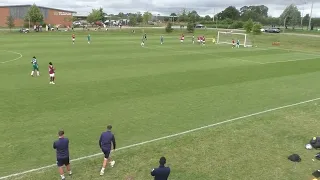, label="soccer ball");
[306,144,312,150]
